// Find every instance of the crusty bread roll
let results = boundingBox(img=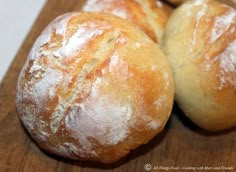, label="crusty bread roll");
[162,0,236,131]
[16,12,174,163]
[82,0,172,44]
